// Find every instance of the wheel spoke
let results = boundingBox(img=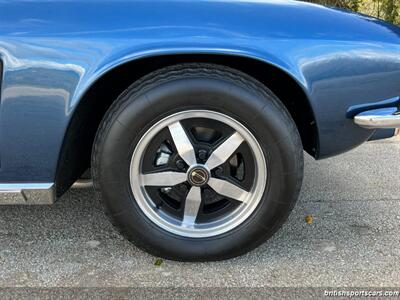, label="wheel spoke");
[182,186,202,227]
[205,132,244,170]
[208,177,249,203]
[168,121,197,166]
[141,171,187,186]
